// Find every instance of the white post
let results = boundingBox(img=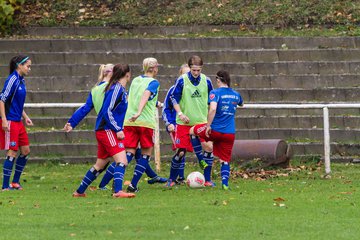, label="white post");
[323,107,331,175]
[154,108,161,173]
